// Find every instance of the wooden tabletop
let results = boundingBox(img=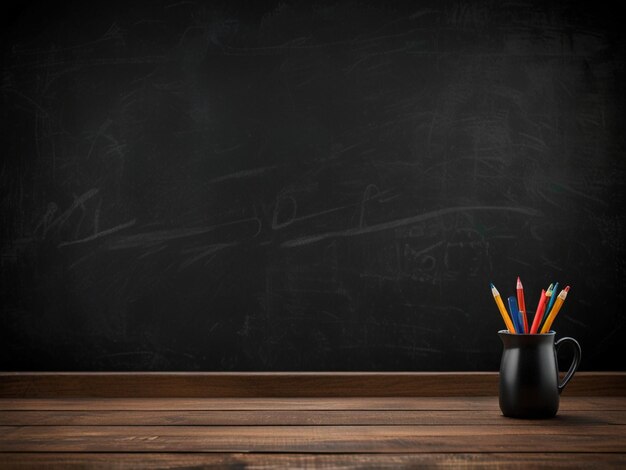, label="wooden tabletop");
[1,373,625,468]
[0,396,625,468]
